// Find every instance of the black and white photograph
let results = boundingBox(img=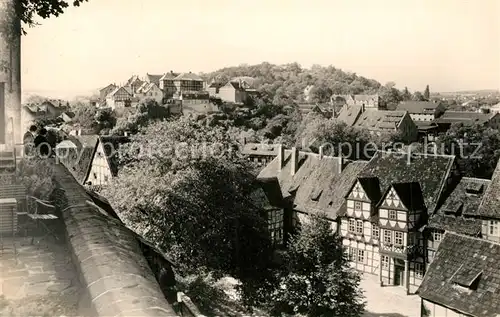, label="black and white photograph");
[0,0,499,316]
